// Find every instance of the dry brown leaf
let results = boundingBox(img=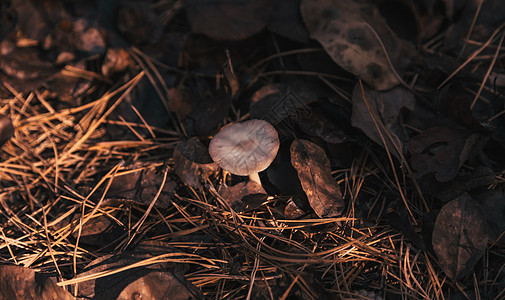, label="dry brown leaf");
[351,83,415,160]
[301,0,413,90]
[290,139,344,218]
[407,127,479,182]
[432,193,488,280]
